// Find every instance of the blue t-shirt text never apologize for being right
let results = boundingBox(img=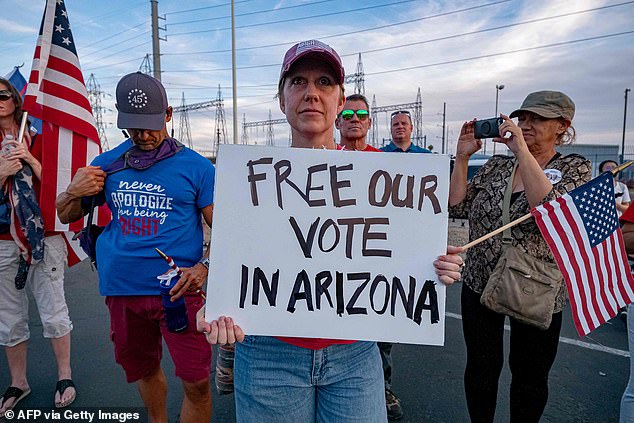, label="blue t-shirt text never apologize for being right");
[91,140,215,296]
